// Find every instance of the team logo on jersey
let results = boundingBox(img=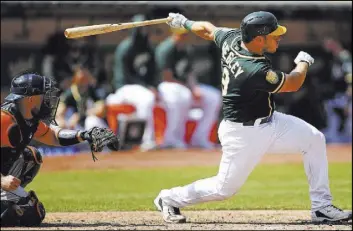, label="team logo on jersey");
[266,71,279,84]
